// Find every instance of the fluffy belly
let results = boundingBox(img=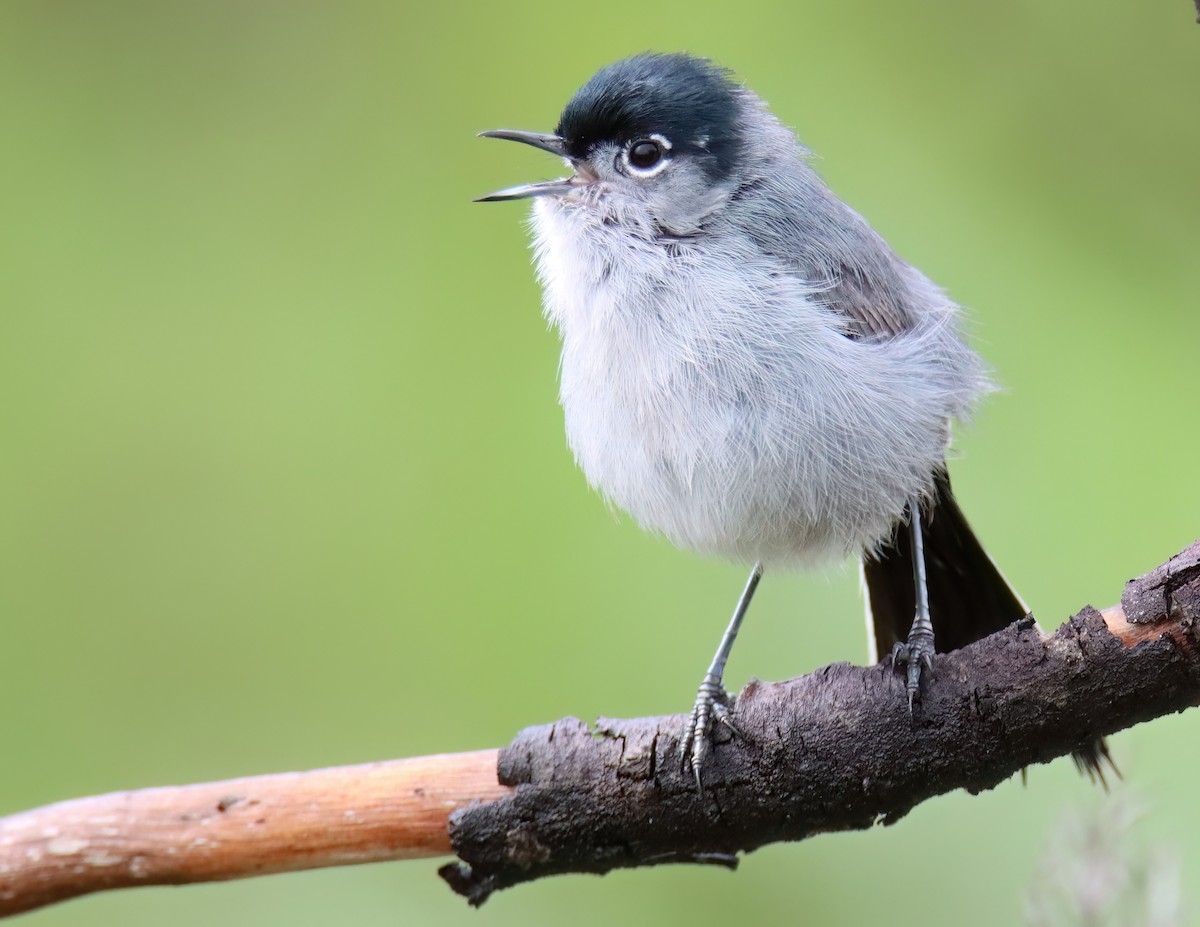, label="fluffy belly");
[557,326,956,567]
[534,201,982,566]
